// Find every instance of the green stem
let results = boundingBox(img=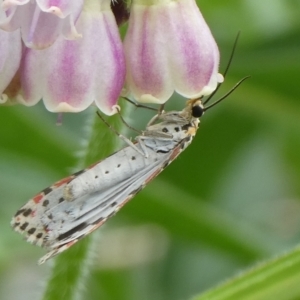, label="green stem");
[42,102,132,300]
